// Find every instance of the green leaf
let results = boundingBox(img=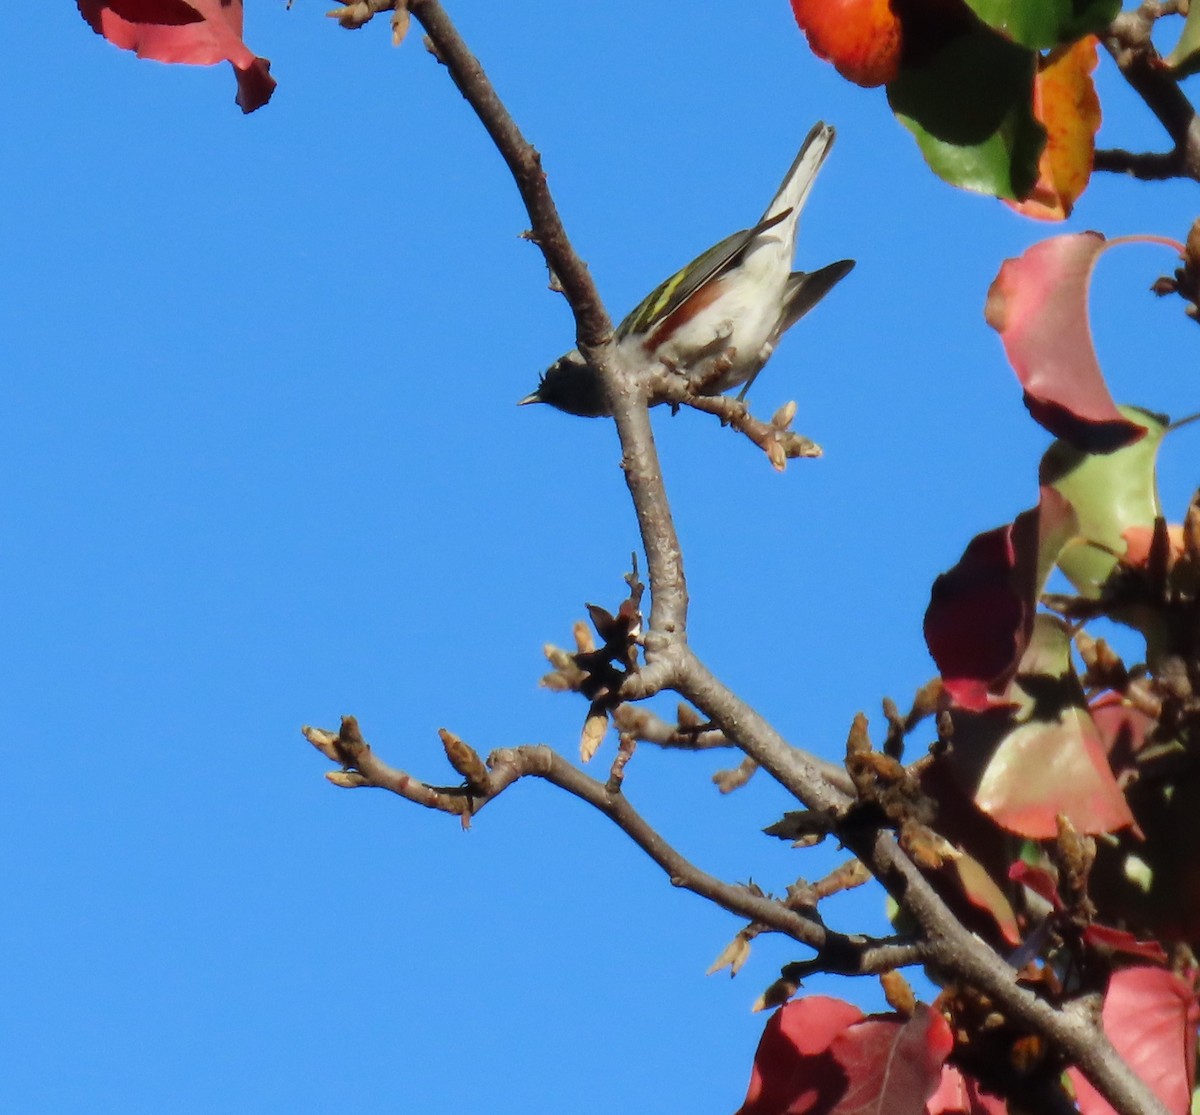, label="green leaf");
[887,24,1043,199]
[1166,0,1200,77]
[964,0,1120,51]
[1040,405,1167,597]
